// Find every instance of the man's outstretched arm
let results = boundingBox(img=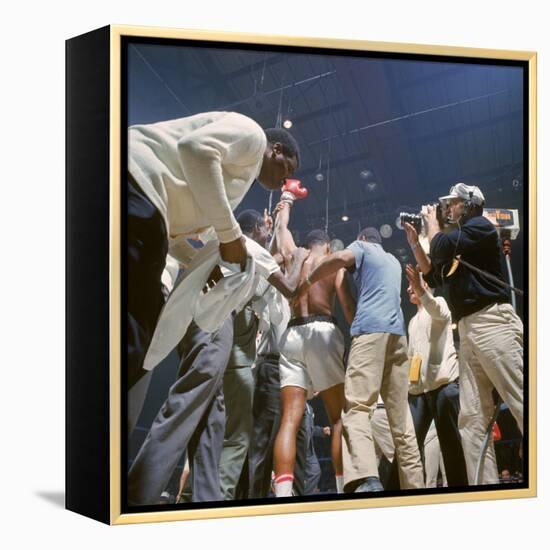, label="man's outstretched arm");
[295,249,355,297]
[268,247,310,299]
